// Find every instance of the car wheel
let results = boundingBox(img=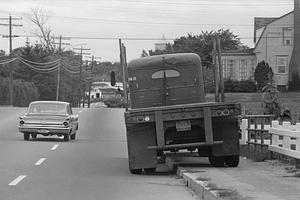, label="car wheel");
[224,155,239,167]
[209,156,225,167]
[63,134,69,141]
[70,133,76,140]
[24,133,30,141]
[31,133,37,139]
